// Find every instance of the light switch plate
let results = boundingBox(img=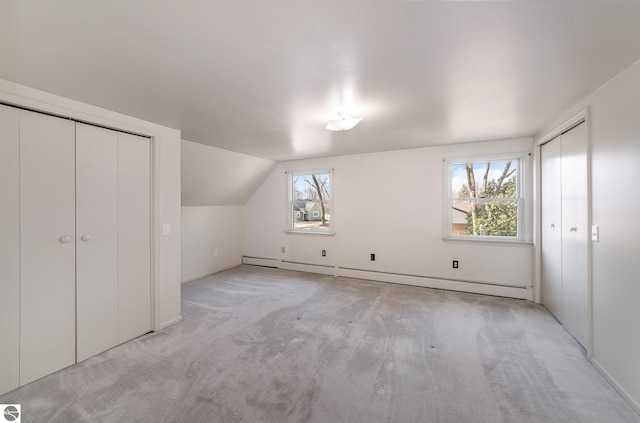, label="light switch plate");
[591,225,599,242]
[162,223,171,236]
